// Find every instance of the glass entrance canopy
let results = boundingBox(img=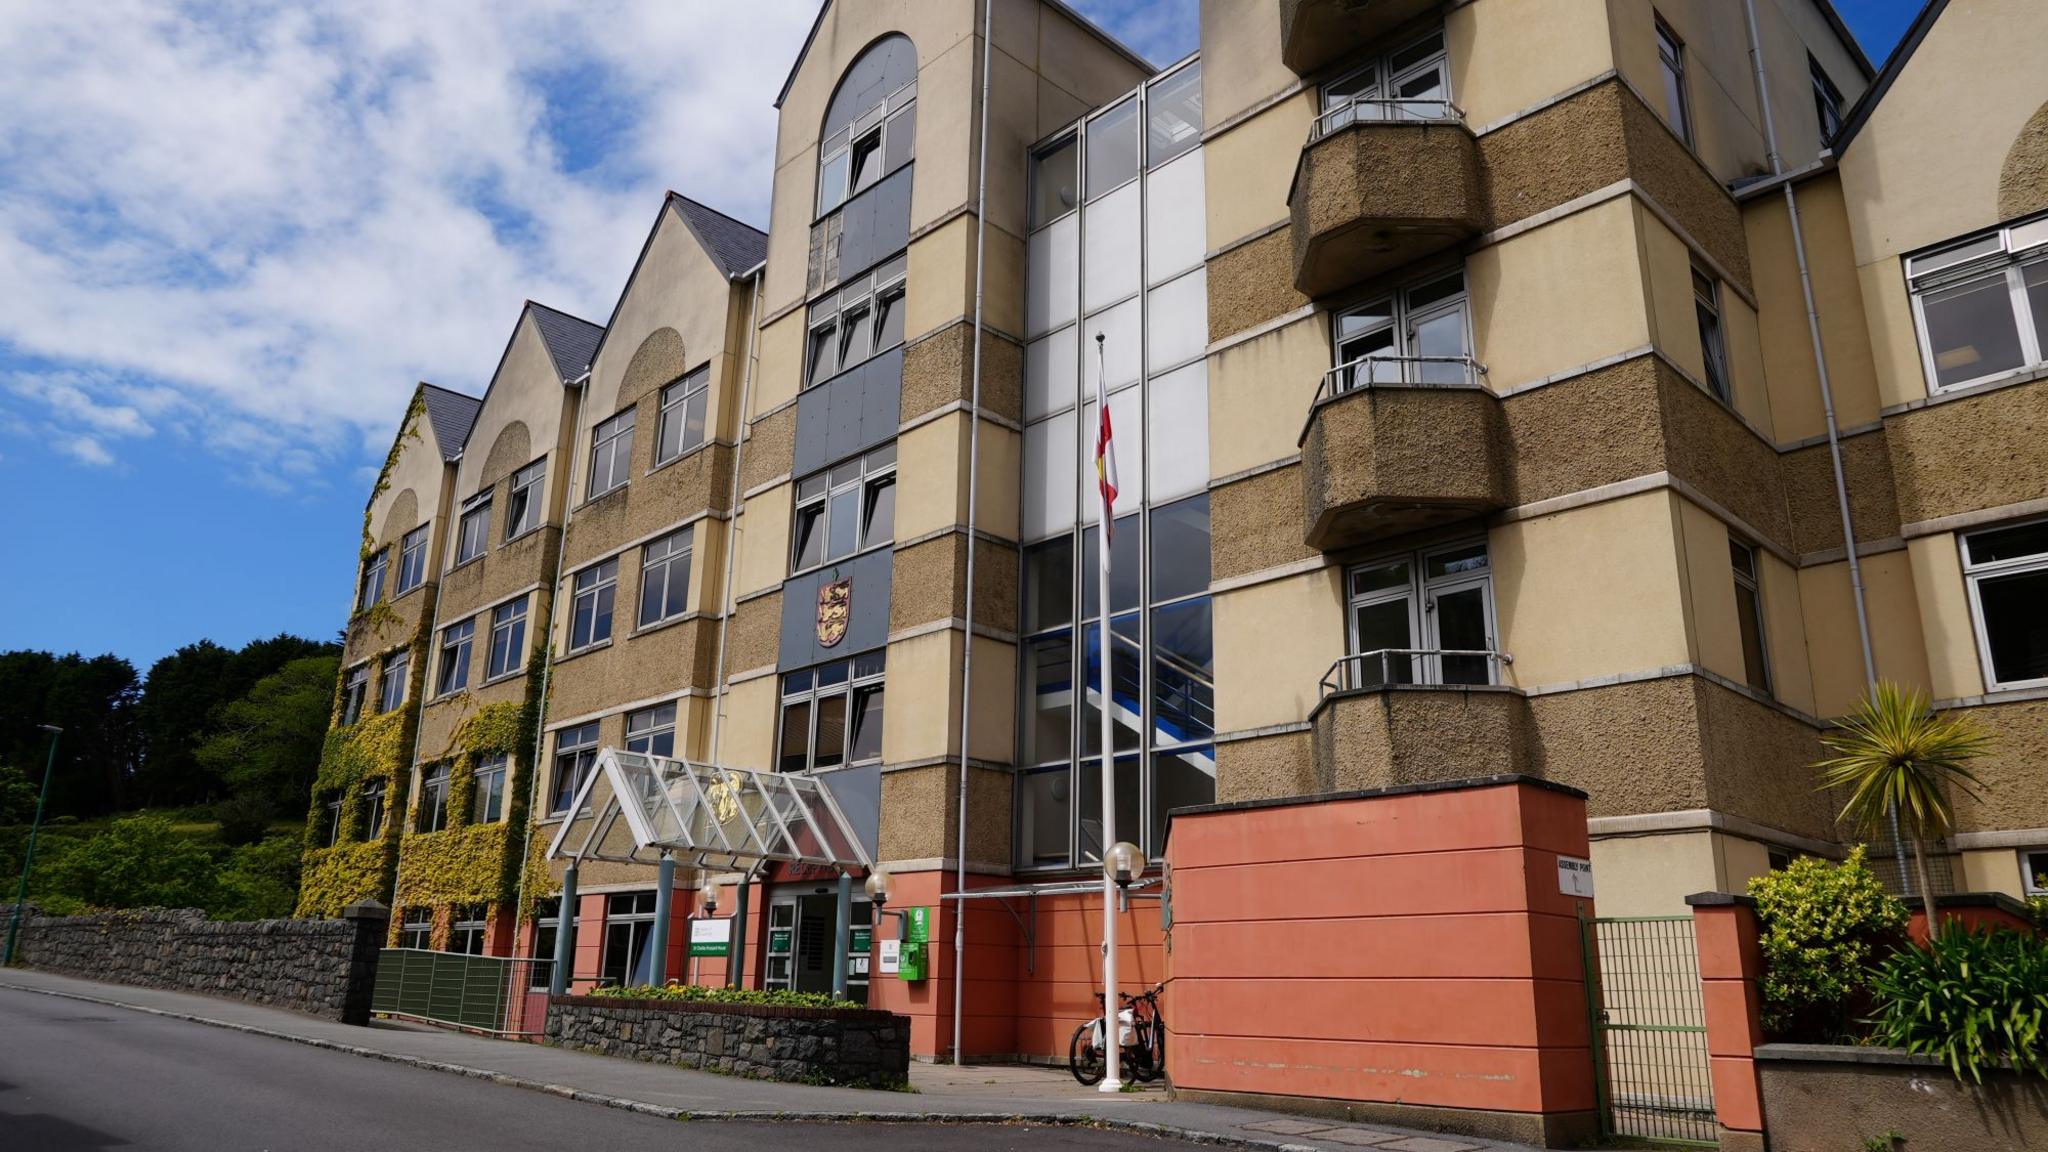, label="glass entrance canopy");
[546,748,873,873]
